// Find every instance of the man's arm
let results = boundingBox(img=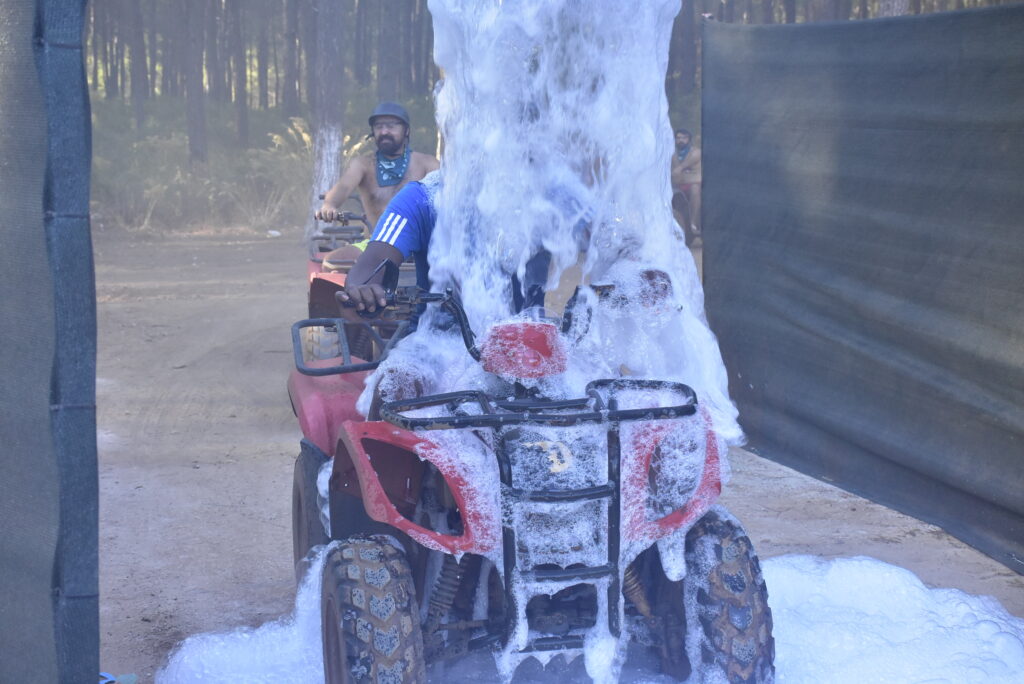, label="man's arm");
[338,241,405,313]
[316,157,366,222]
[682,147,702,173]
[341,181,429,313]
[671,156,686,189]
